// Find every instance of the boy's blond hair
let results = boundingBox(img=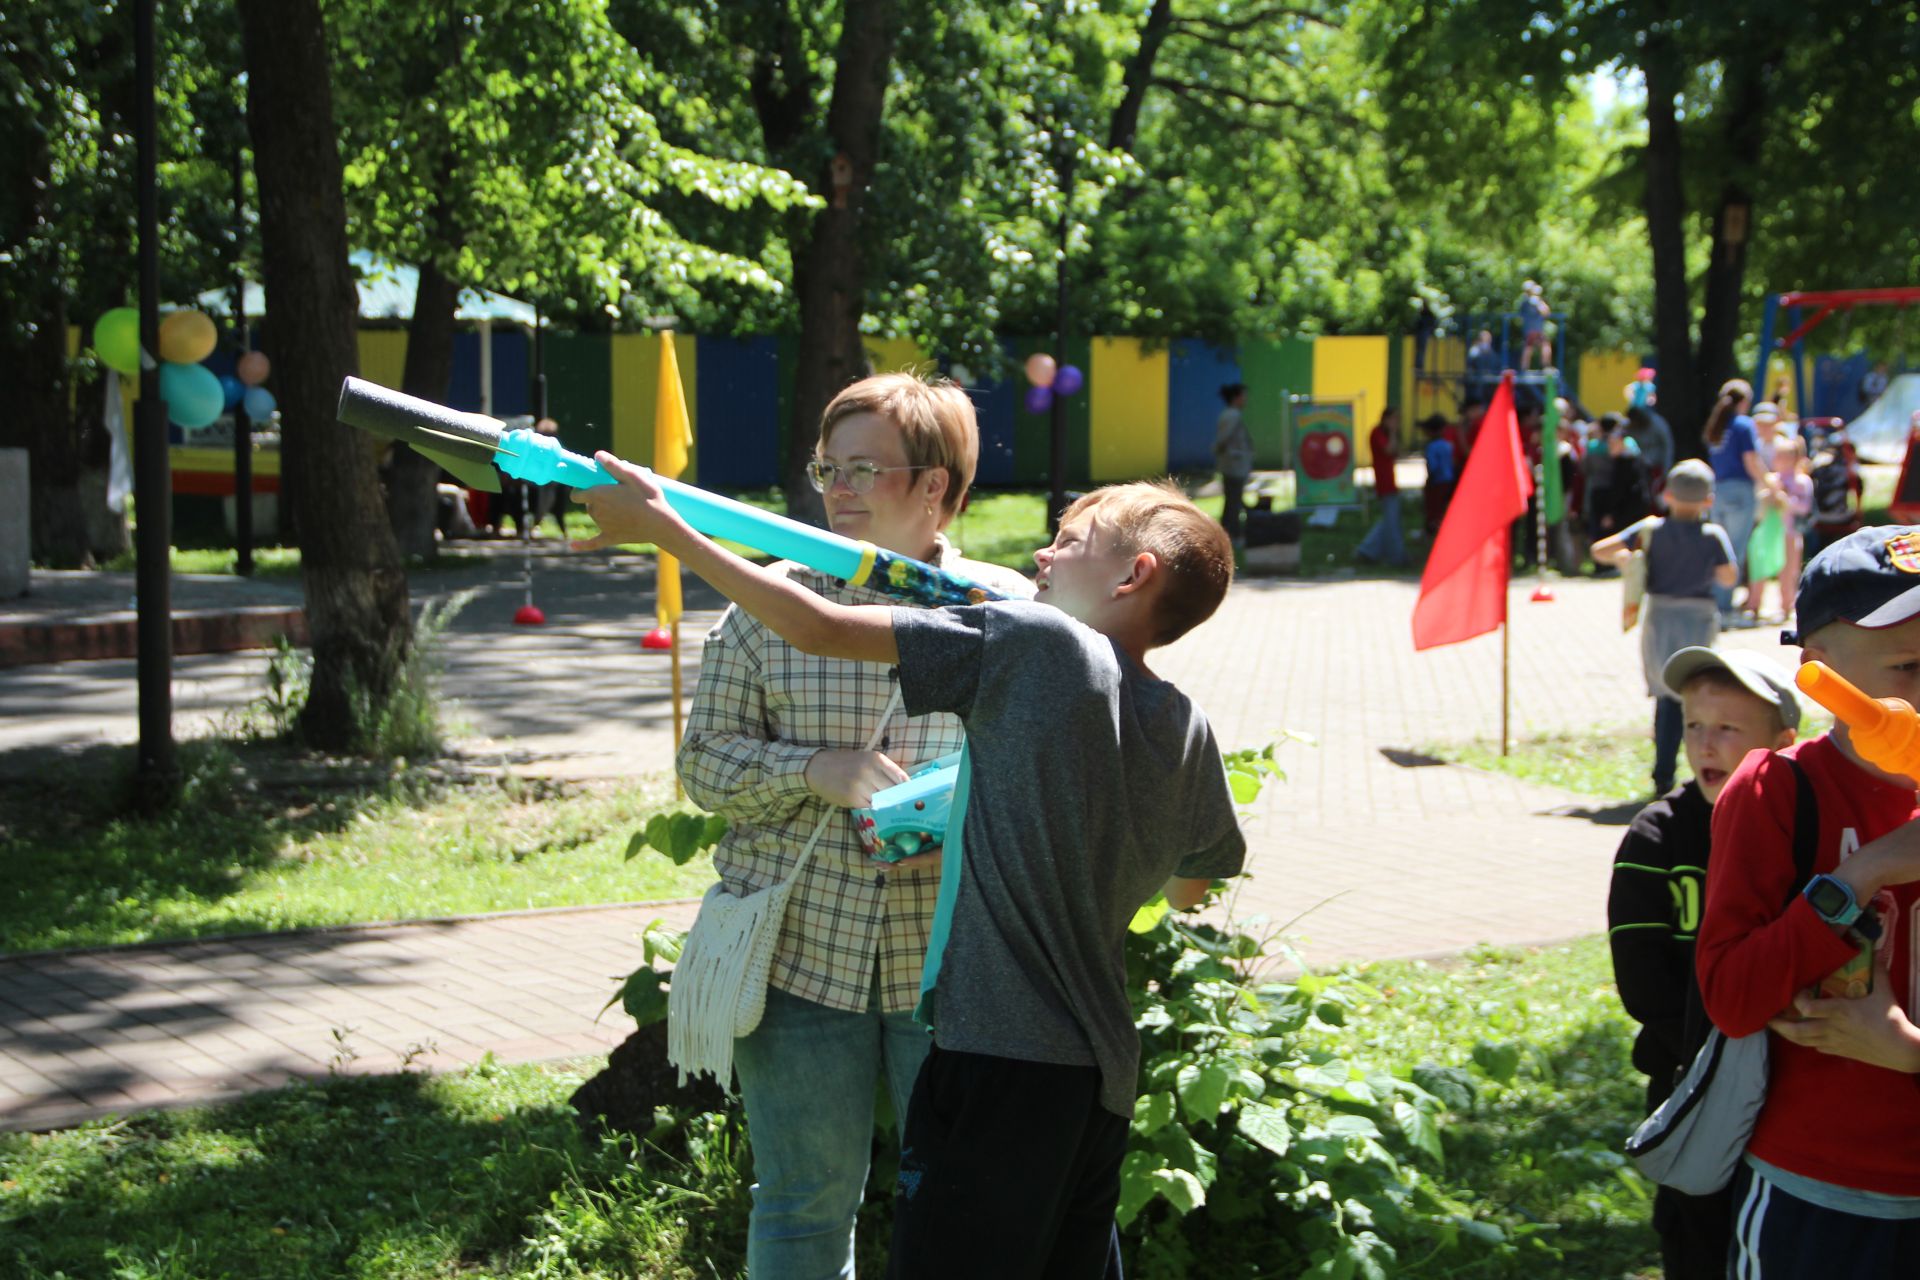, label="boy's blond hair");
[1061,481,1234,645]
[820,372,978,519]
